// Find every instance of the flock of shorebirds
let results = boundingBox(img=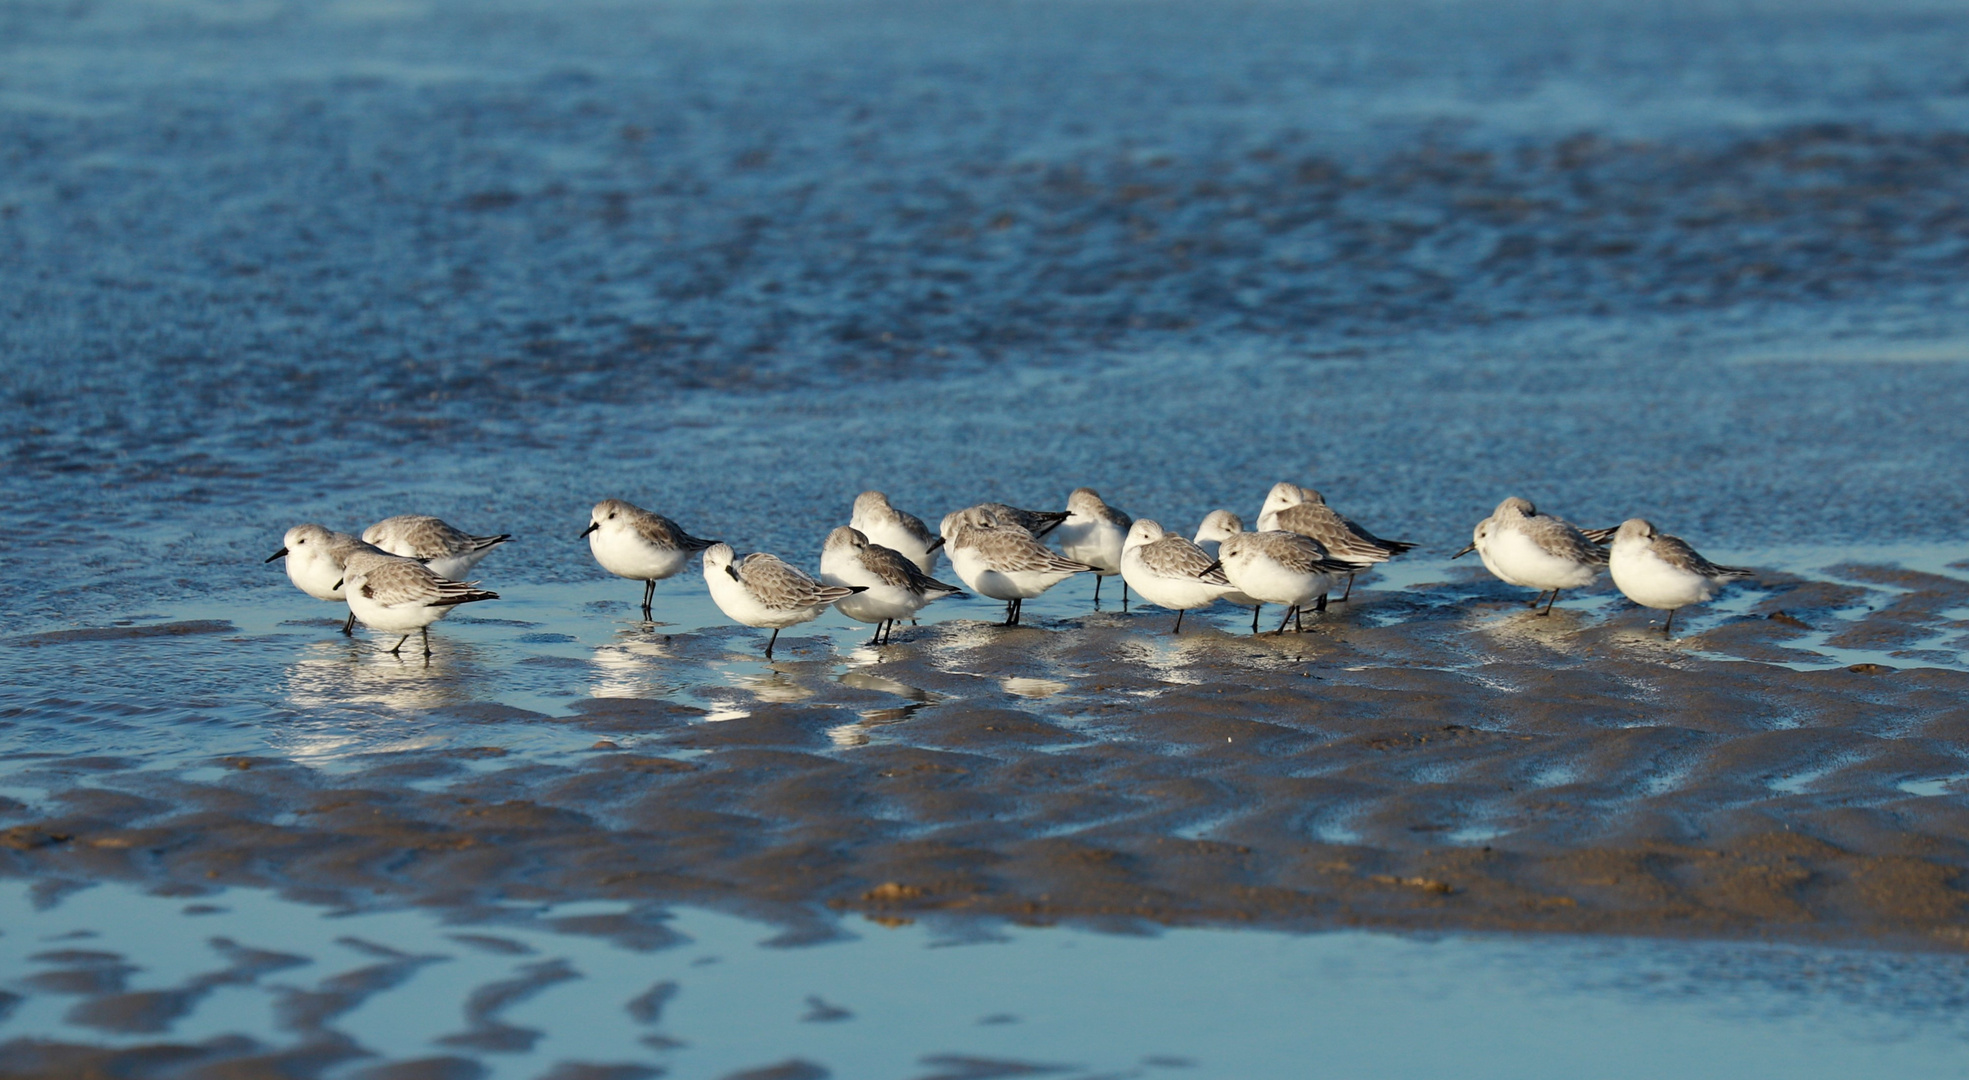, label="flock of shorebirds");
[268,483,1754,658]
